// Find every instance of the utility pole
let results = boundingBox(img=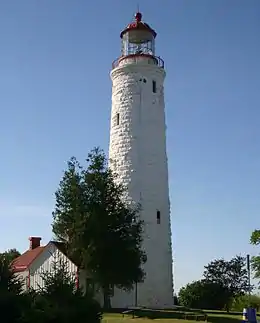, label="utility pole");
[135,281,138,307]
[247,254,251,306]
